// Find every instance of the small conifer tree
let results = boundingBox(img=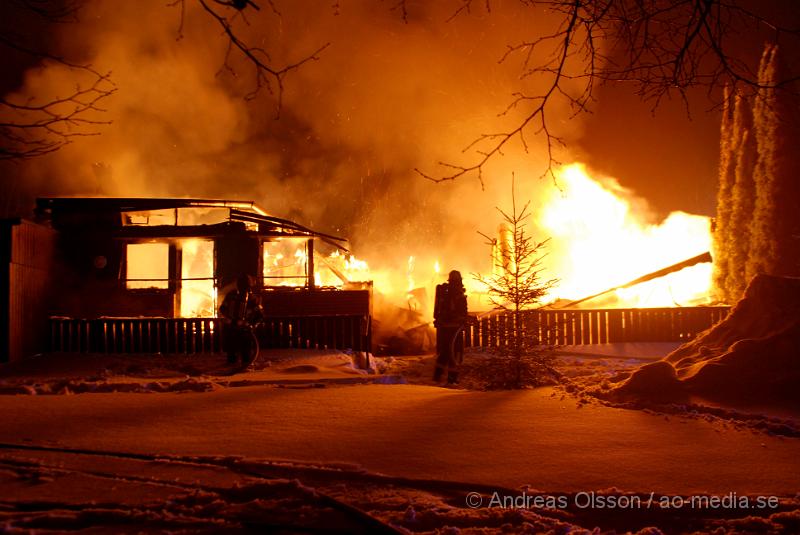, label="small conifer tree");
[475,176,558,389]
